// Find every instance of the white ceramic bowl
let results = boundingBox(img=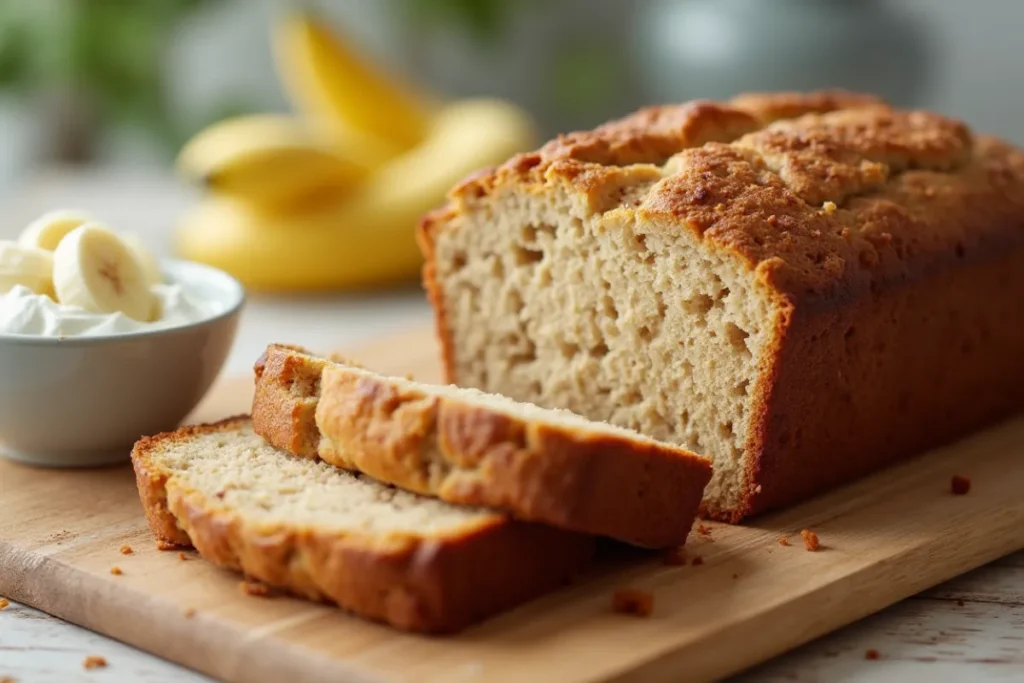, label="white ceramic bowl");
[0,259,244,467]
